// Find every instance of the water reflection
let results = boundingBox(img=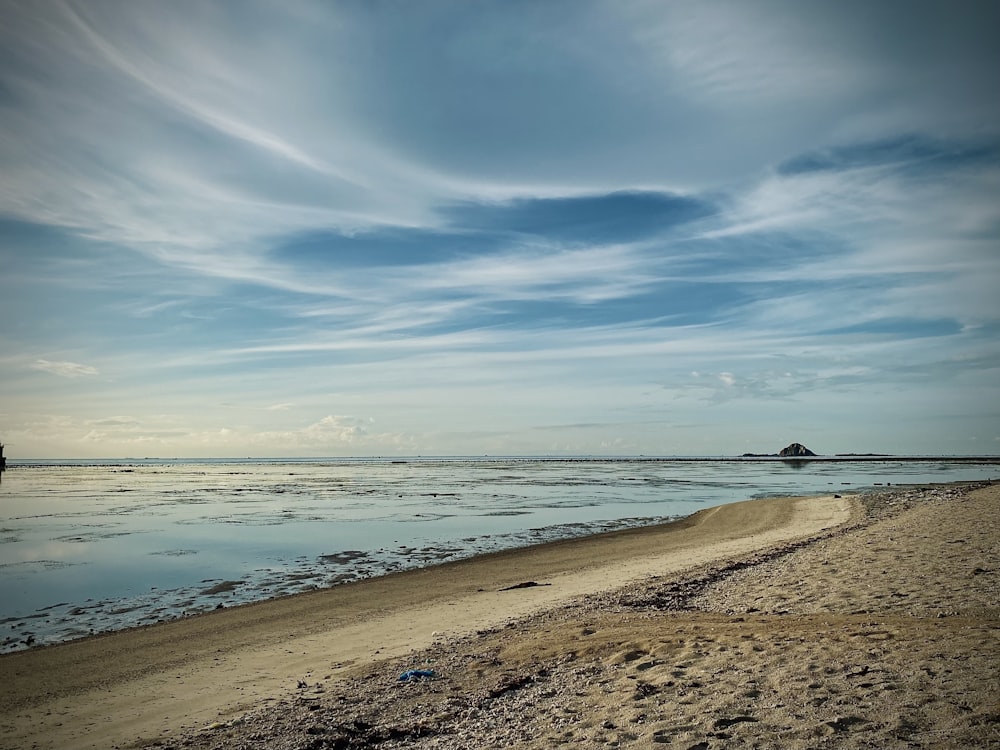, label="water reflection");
[0,457,996,650]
